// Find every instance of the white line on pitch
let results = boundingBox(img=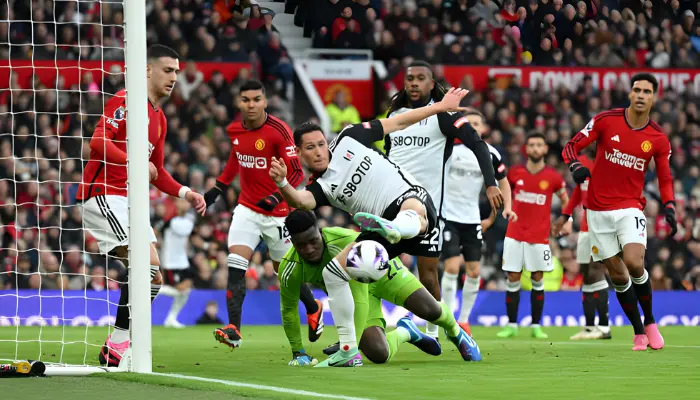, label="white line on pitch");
[150,372,373,400]
[477,340,700,349]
